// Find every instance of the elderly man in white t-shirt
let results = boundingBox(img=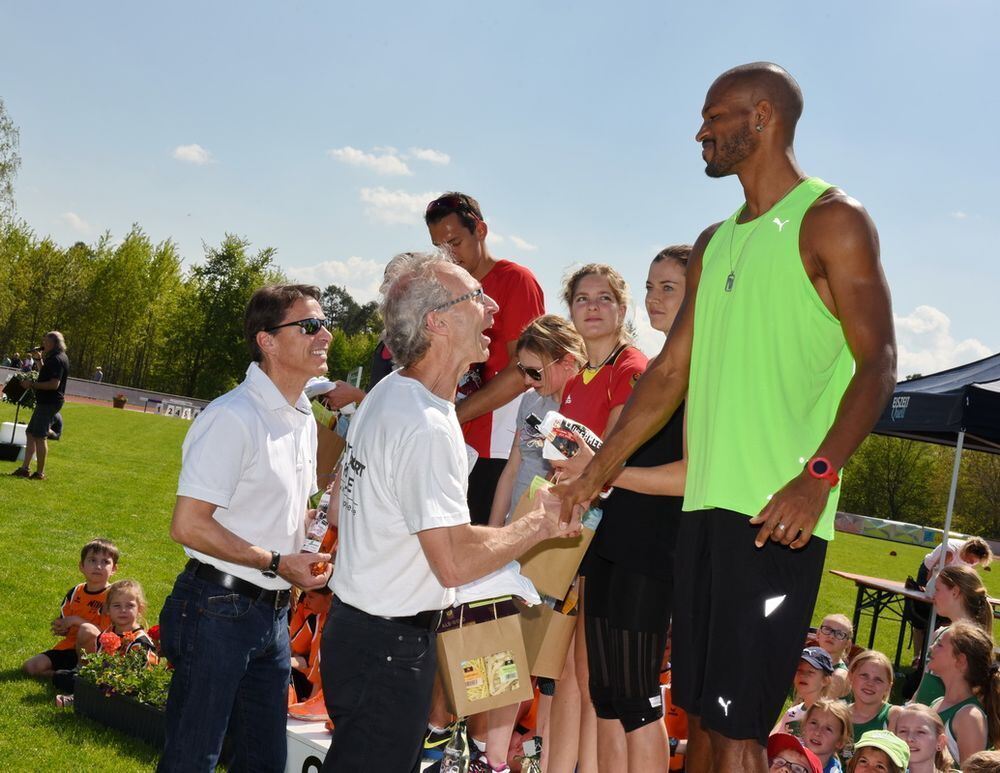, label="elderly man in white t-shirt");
[158,284,335,773]
[321,252,577,773]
